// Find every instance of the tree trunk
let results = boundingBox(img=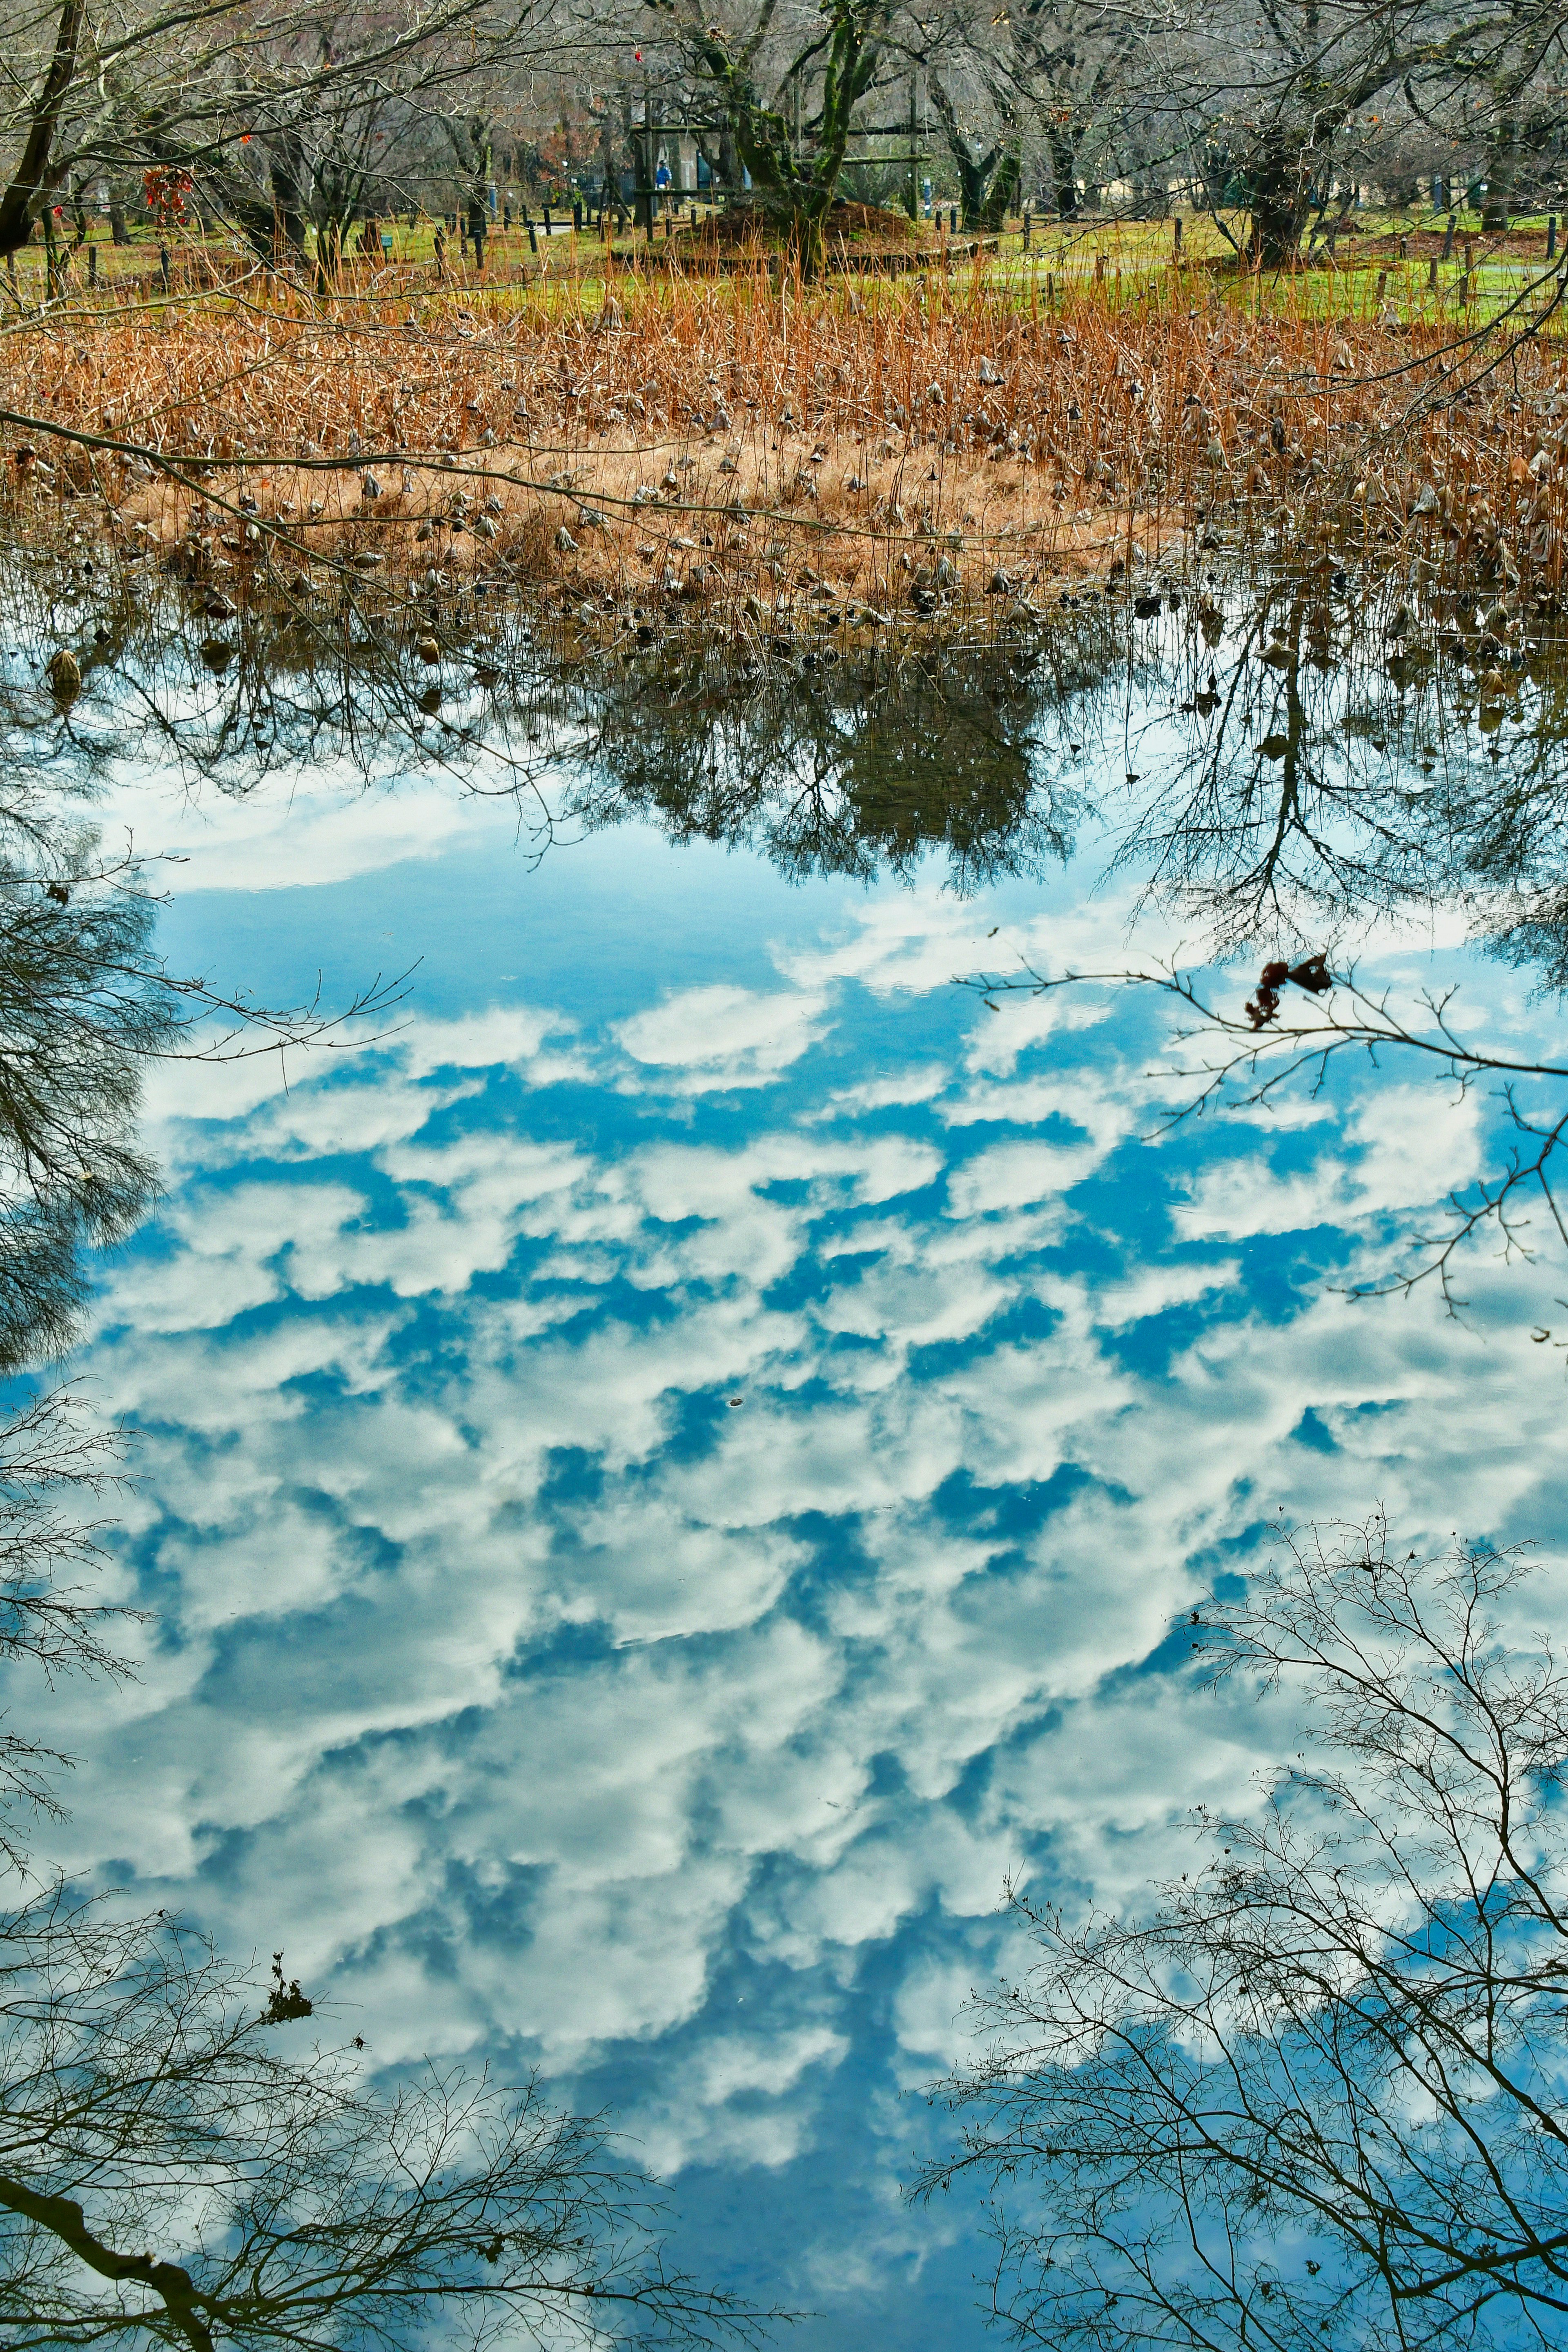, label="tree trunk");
[0,0,85,258]
[41,203,63,296]
[1047,131,1079,218]
[1245,136,1312,268]
[977,145,1020,232]
[942,143,990,229]
[1482,114,1517,233]
[679,0,891,277]
[314,219,341,296]
[787,191,829,277]
[927,71,1013,230]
